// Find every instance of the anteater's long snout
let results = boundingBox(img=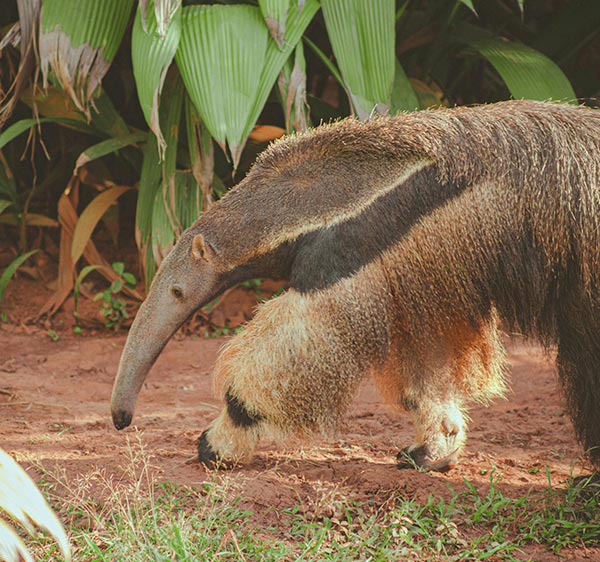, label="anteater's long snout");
[110,293,181,430]
[112,408,132,430]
